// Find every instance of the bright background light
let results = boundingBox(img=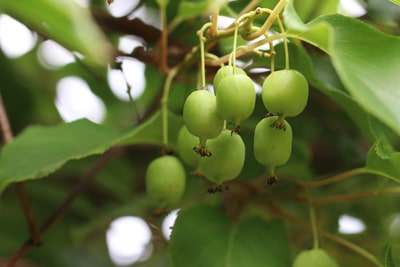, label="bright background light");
[338,214,366,234]
[338,0,367,17]
[0,15,37,58]
[37,40,75,69]
[162,209,180,240]
[106,216,152,266]
[55,76,106,123]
